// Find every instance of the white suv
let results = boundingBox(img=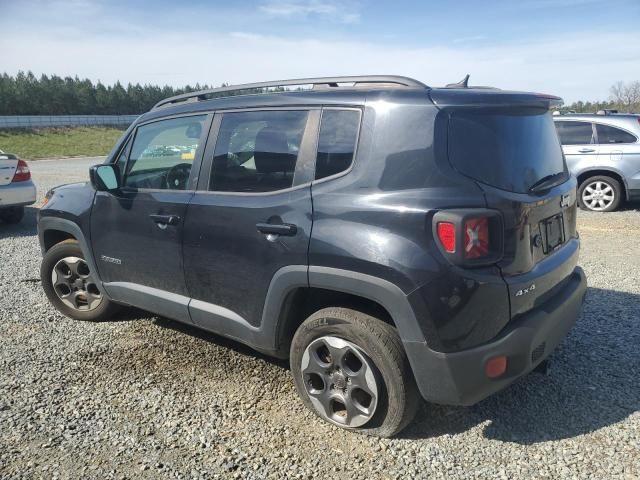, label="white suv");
[0,150,36,223]
[554,113,640,212]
